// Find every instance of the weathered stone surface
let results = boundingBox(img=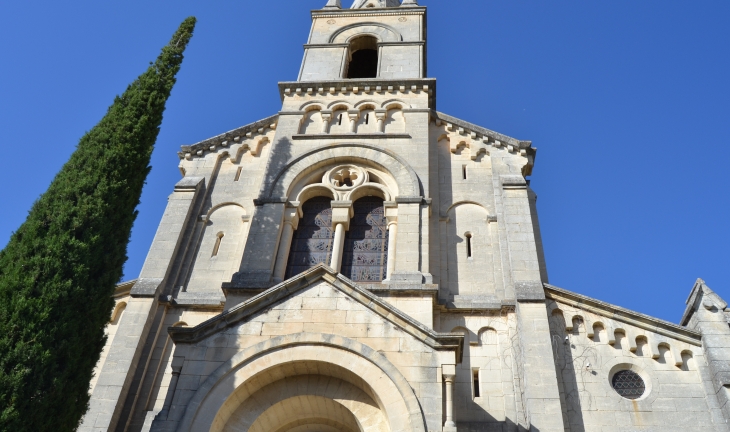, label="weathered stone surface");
[83,3,730,432]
